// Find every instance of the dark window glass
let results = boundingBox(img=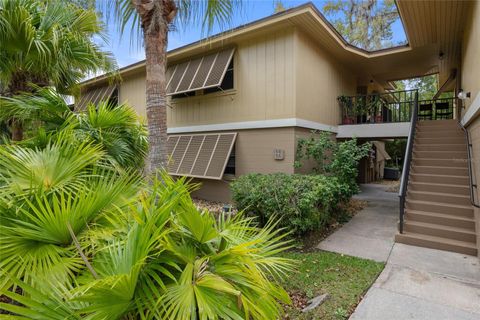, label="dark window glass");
[204,59,234,94]
[107,88,119,108]
[224,144,235,175]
